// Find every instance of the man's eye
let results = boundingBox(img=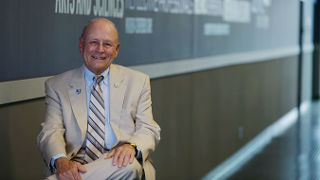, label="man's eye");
[103,43,112,47]
[89,41,98,46]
